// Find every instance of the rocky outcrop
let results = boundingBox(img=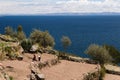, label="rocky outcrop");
[30,58,60,80]
[30,69,45,80]
[30,61,45,80]
[83,58,98,64]
[105,64,120,75]
[0,34,17,42]
[0,34,24,60]
[68,56,84,62]
[30,44,39,52]
[59,54,98,64]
